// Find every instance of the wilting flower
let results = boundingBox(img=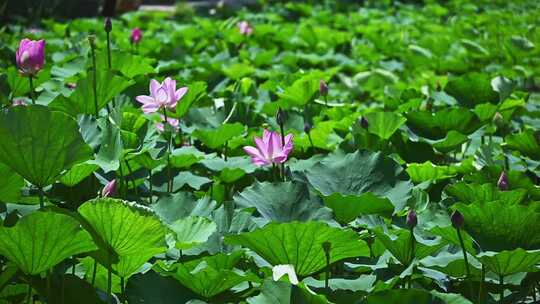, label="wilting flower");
[319,80,328,96]
[12,99,27,107]
[451,210,464,229]
[16,39,45,76]
[497,170,509,191]
[156,115,179,132]
[101,179,117,197]
[131,27,142,44]
[238,21,253,36]
[406,210,418,228]
[136,77,188,114]
[243,129,293,167]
